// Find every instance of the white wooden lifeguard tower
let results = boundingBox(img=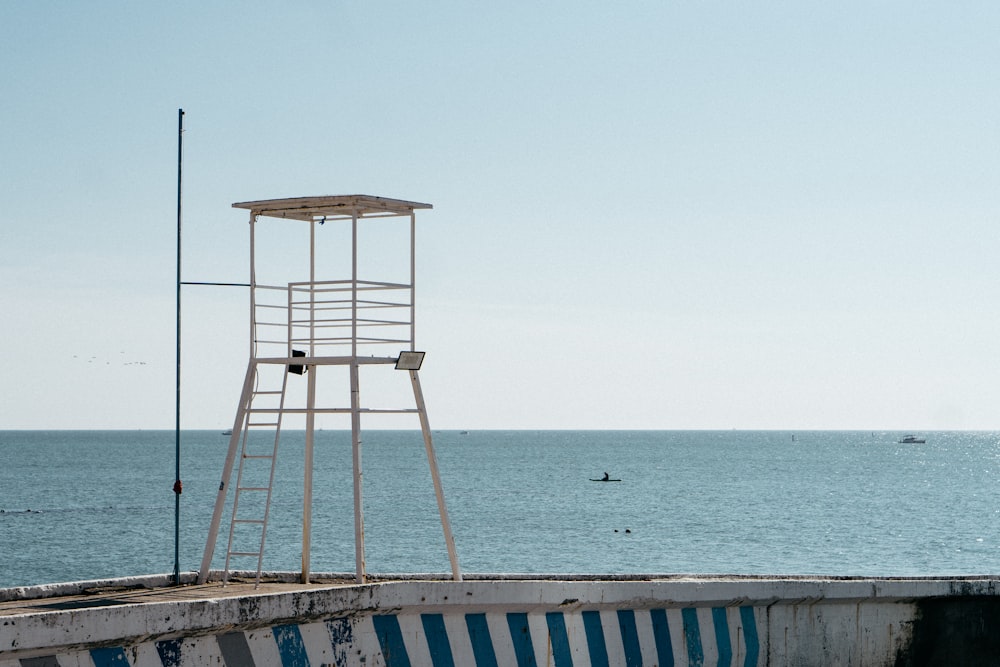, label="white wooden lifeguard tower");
[197,195,461,586]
